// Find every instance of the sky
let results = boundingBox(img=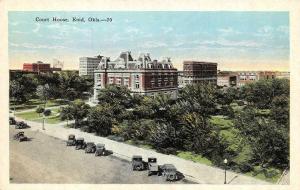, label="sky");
[8,11,289,71]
